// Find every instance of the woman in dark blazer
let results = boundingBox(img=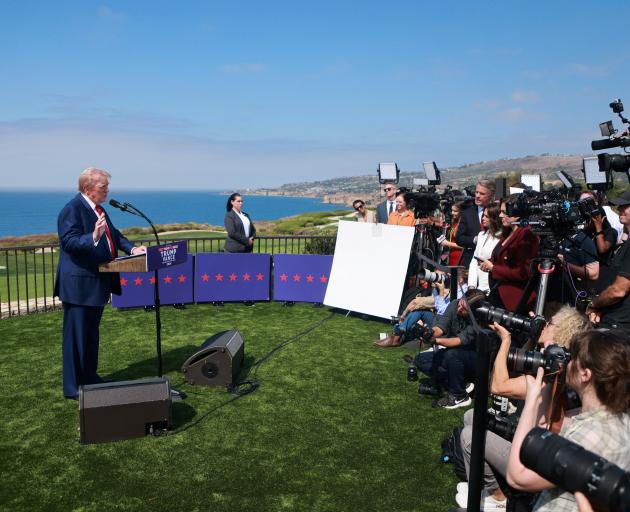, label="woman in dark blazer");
[479,195,540,312]
[224,193,256,253]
